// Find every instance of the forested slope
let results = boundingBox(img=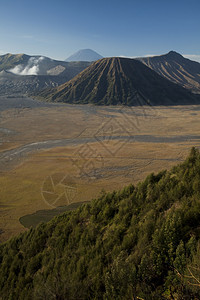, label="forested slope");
[1,148,200,299]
